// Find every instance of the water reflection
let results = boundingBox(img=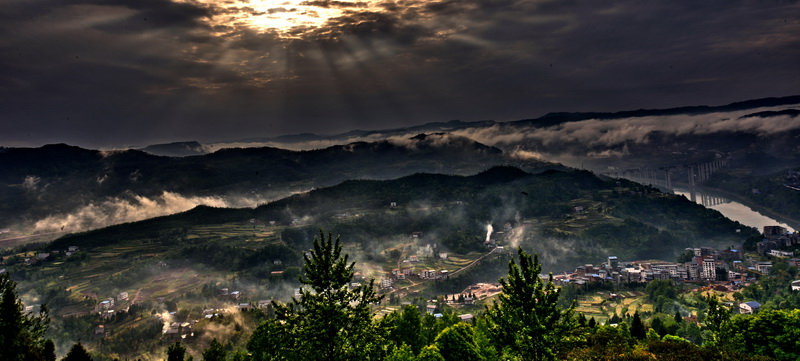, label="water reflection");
[674,187,795,232]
